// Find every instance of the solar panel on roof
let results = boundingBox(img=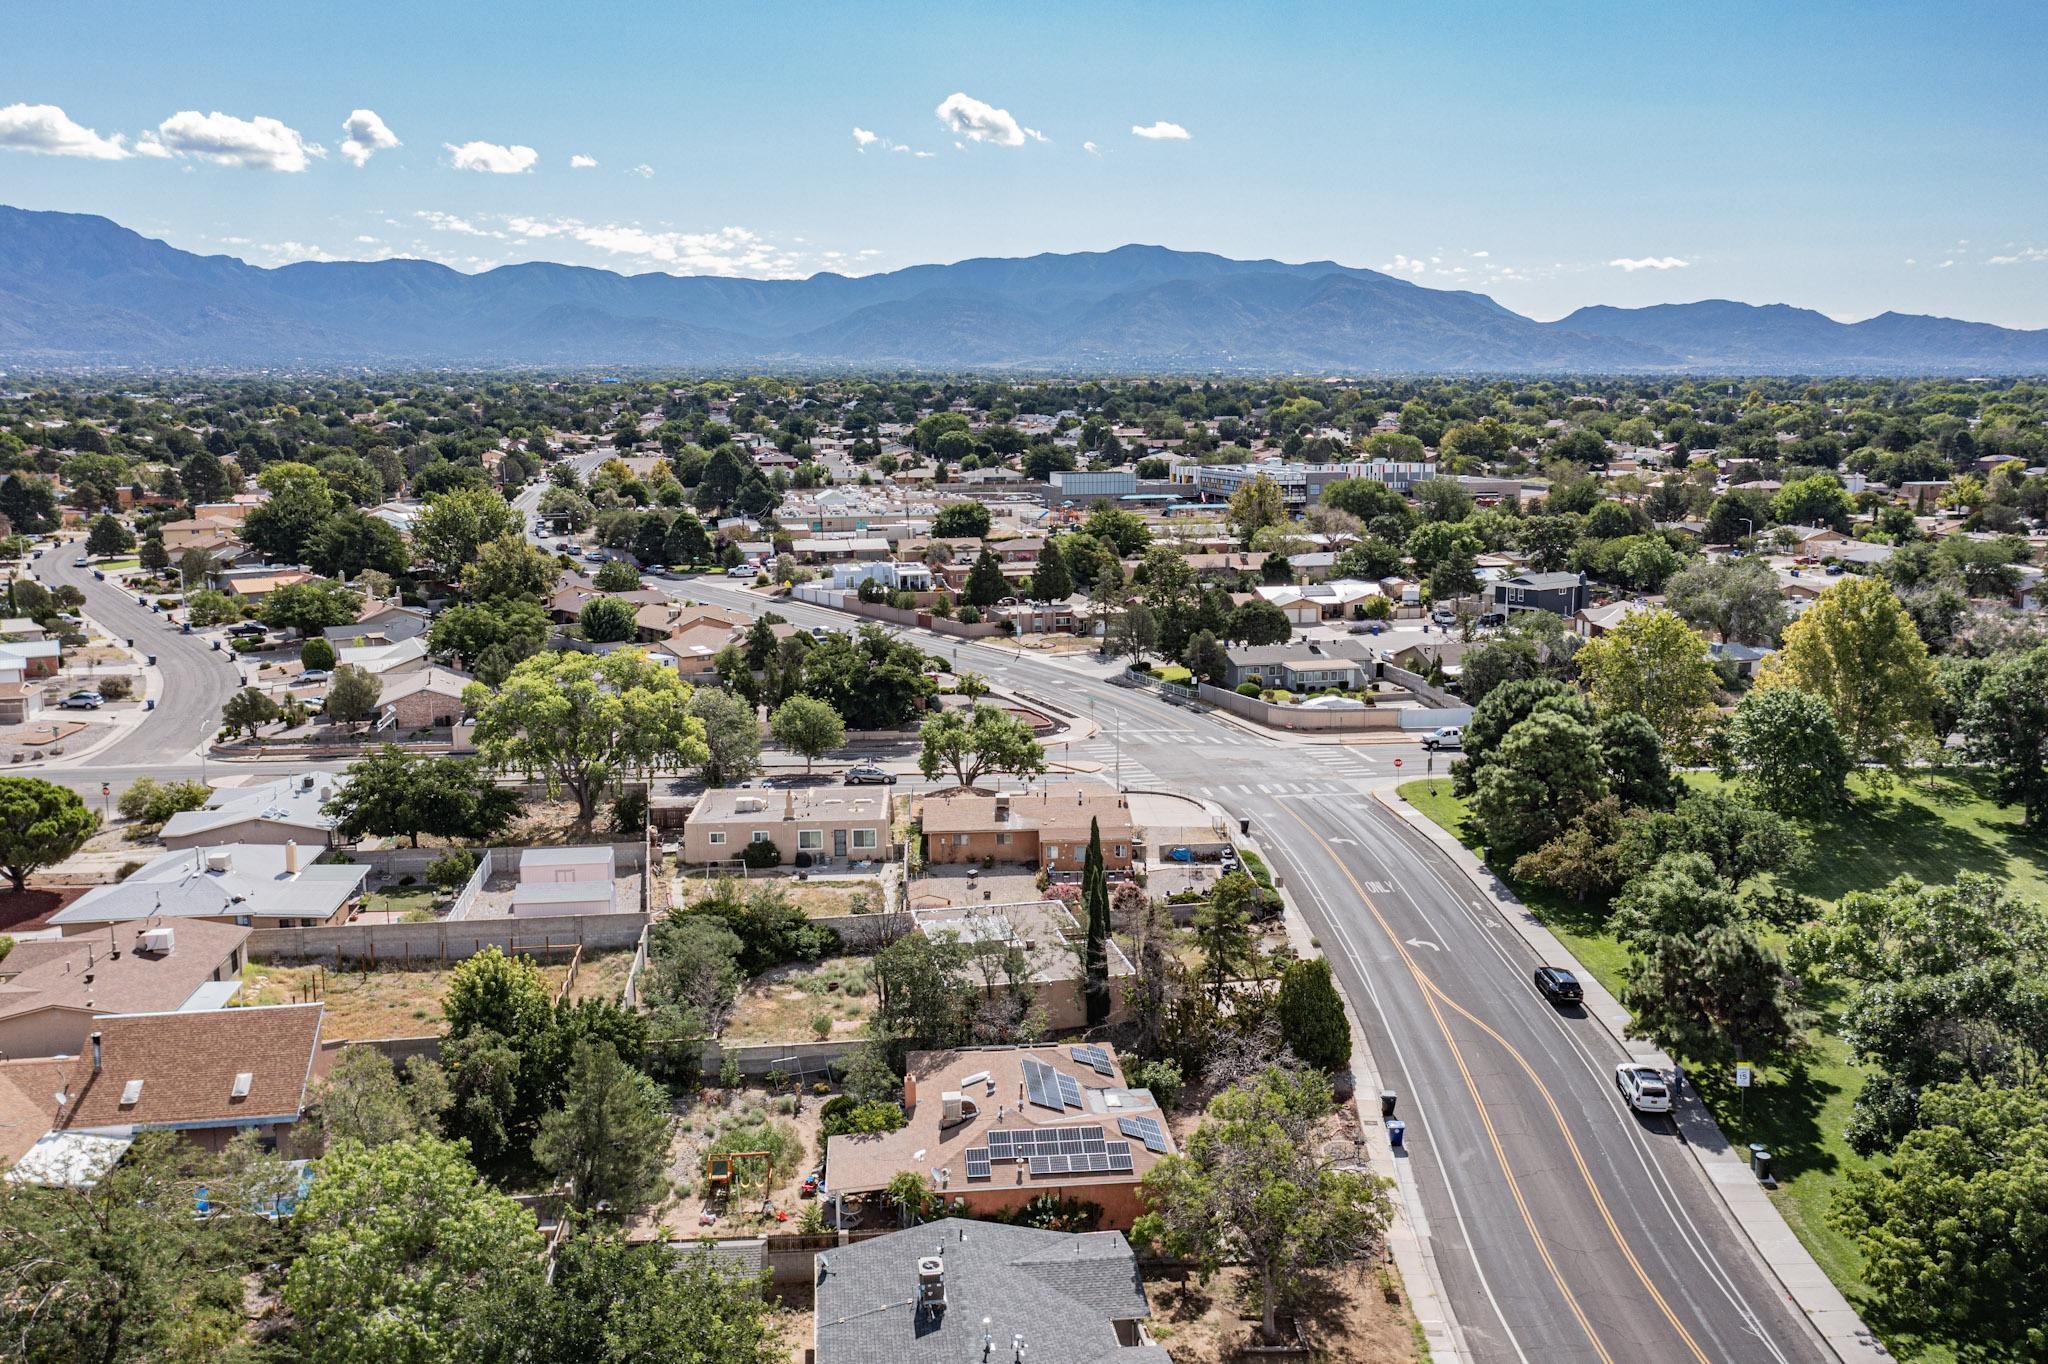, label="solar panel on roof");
[965,1148,991,1180]
[1055,1072,1083,1109]
[1087,1152,1110,1171]
[1029,1155,1054,1176]
[1022,1059,1061,1112]
[987,1130,1014,1158]
[1107,1145,1134,1172]
[1069,1043,1116,1077]
[1118,1115,1169,1153]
